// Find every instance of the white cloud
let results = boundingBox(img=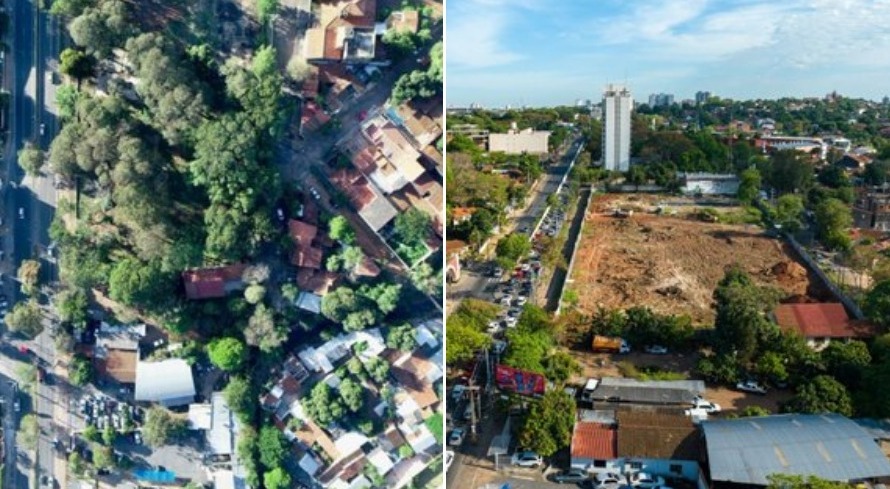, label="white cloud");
[446,11,523,68]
